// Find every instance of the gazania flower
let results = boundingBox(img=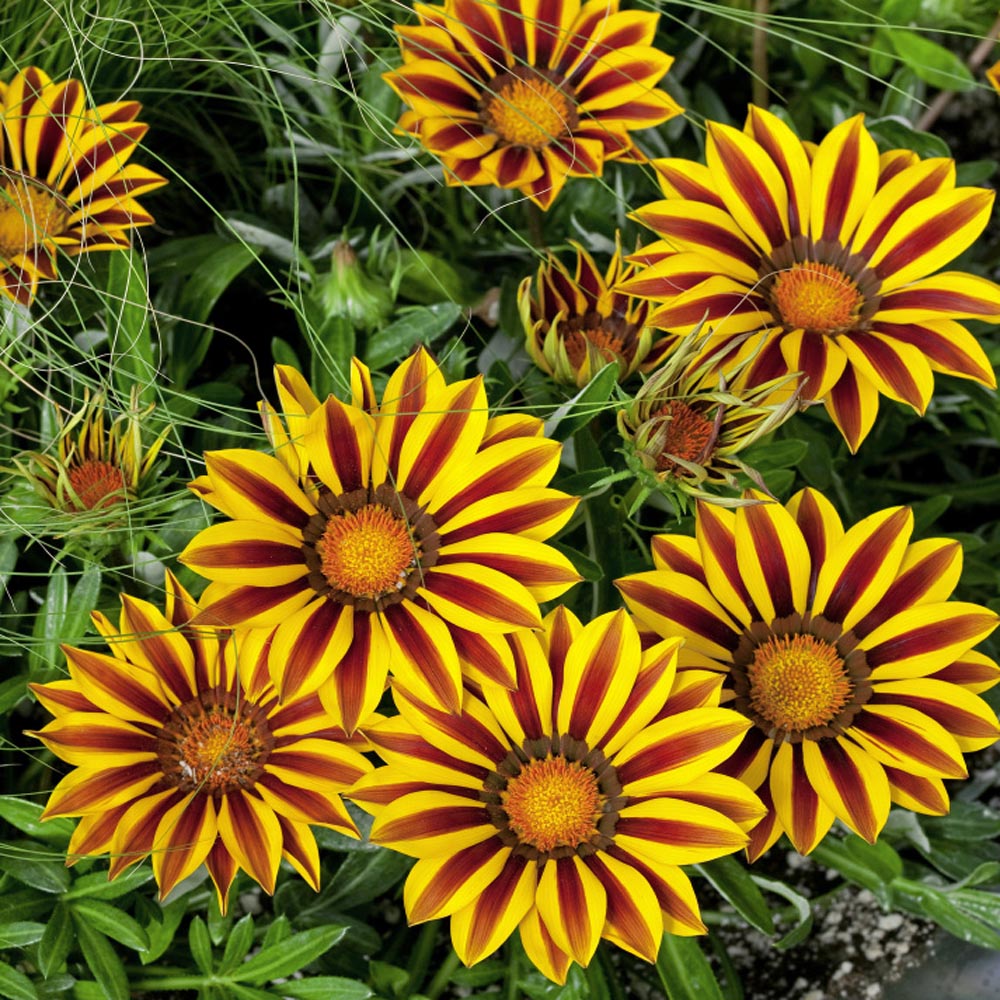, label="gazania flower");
[0,66,166,305]
[180,349,581,733]
[520,234,672,387]
[30,573,373,912]
[385,0,682,209]
[617,489,1000,860]
[621,107,1000,451]
[350,608,764,983]
[13,387,168,520]
[616,331,801,508]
